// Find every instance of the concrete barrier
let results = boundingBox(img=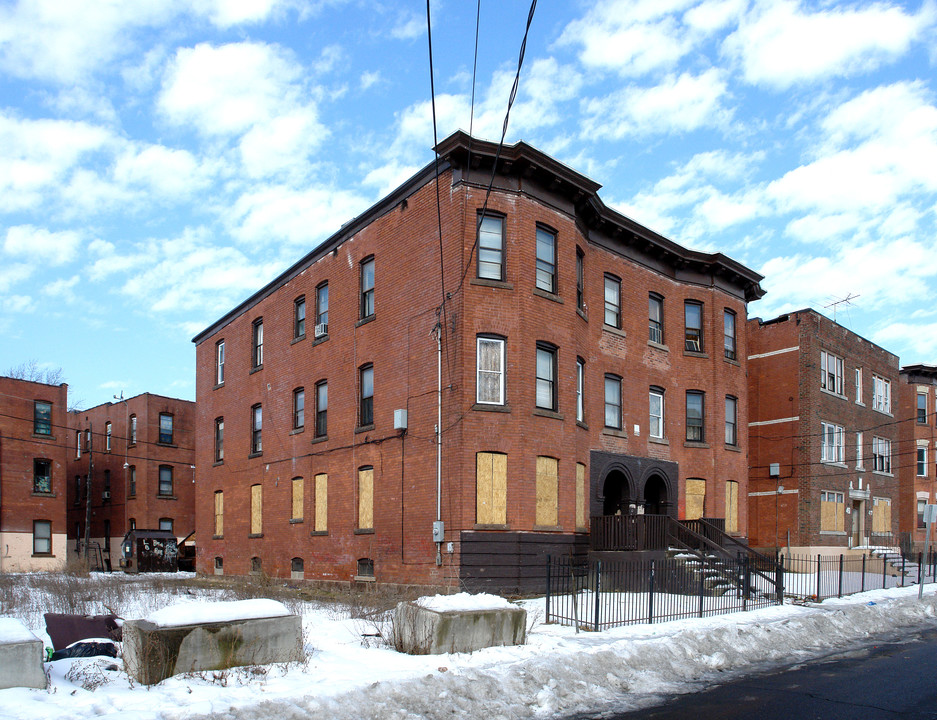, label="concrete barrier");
[122,602,302,685]
[0,618,47,690]
[395,600,527,655]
